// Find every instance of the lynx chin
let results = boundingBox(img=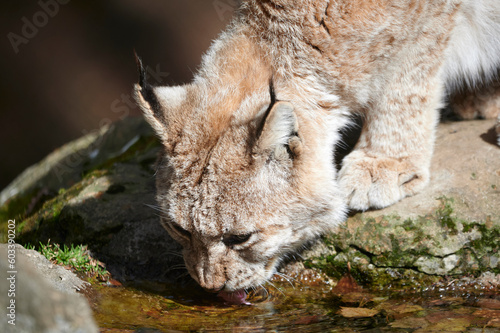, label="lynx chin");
[134,0,500,298]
